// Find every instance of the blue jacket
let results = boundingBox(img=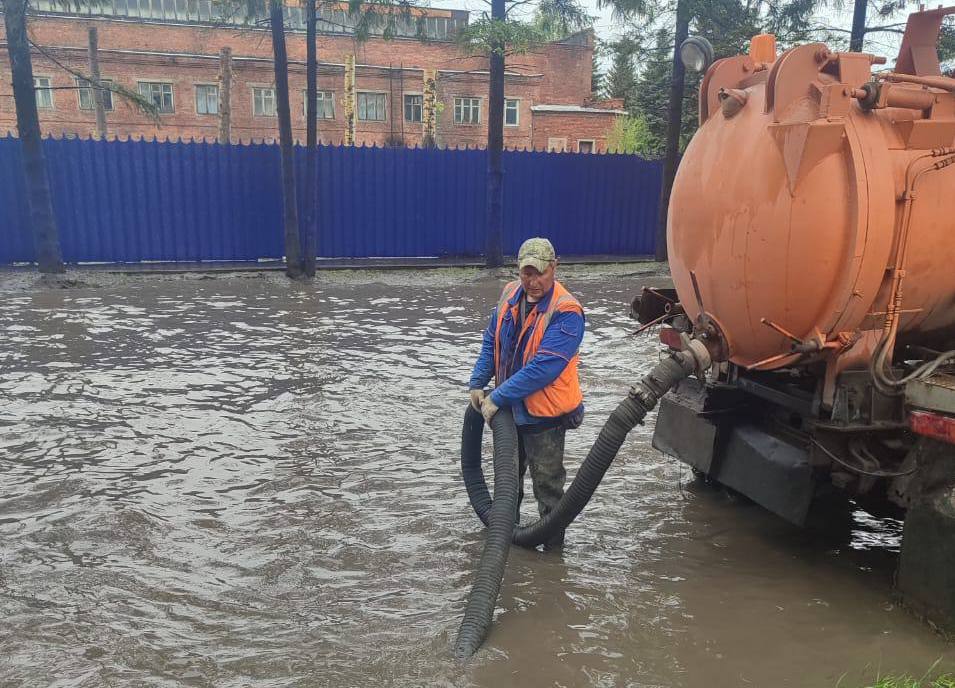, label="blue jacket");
[468,283,585,426]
